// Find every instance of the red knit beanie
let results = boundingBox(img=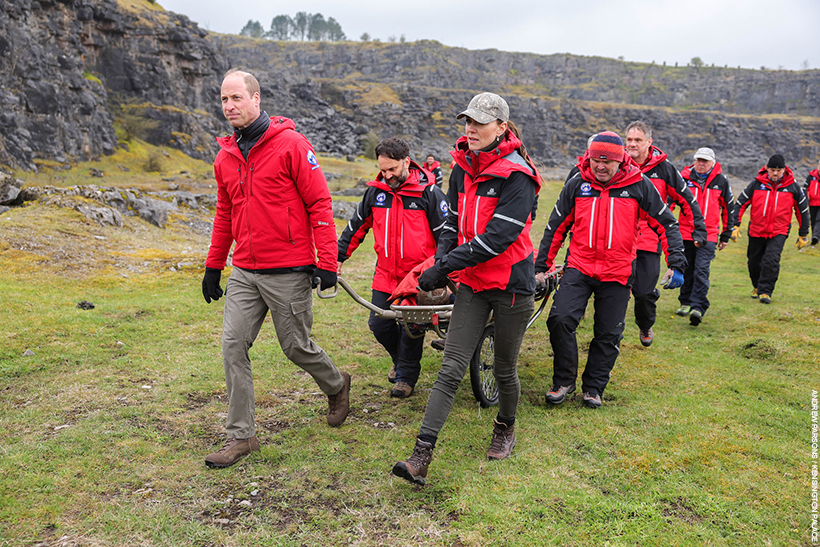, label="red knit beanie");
[589,131,625,162]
